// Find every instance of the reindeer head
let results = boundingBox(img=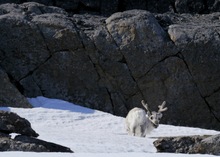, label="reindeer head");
[141,100,167,128]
